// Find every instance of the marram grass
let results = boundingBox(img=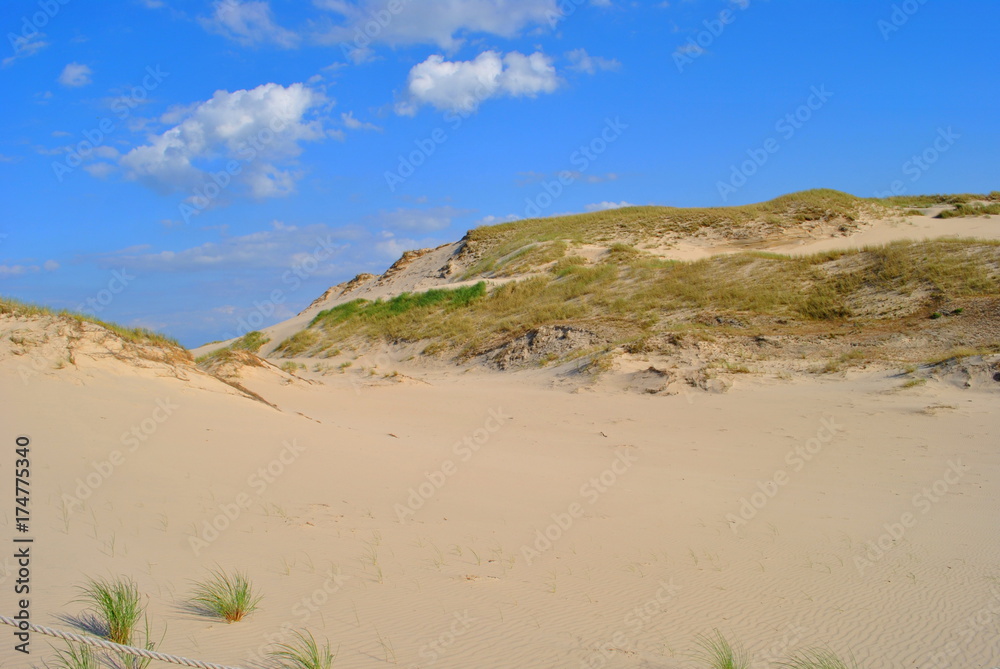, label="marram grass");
[270,630,337,669]
[191,568,262,623]
[50,642,100,669]
[694,629,751,669]
[780,648,859,669]
[77,576,144,645]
